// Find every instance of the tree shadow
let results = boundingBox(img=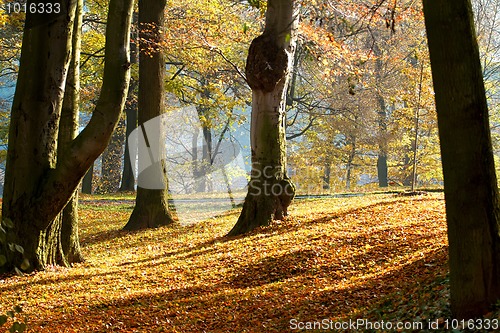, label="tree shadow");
[228,249,319,288]
[11,197,451,332]
[232,197,441,241]
[80,228,132,247]
[26,247,449,332]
